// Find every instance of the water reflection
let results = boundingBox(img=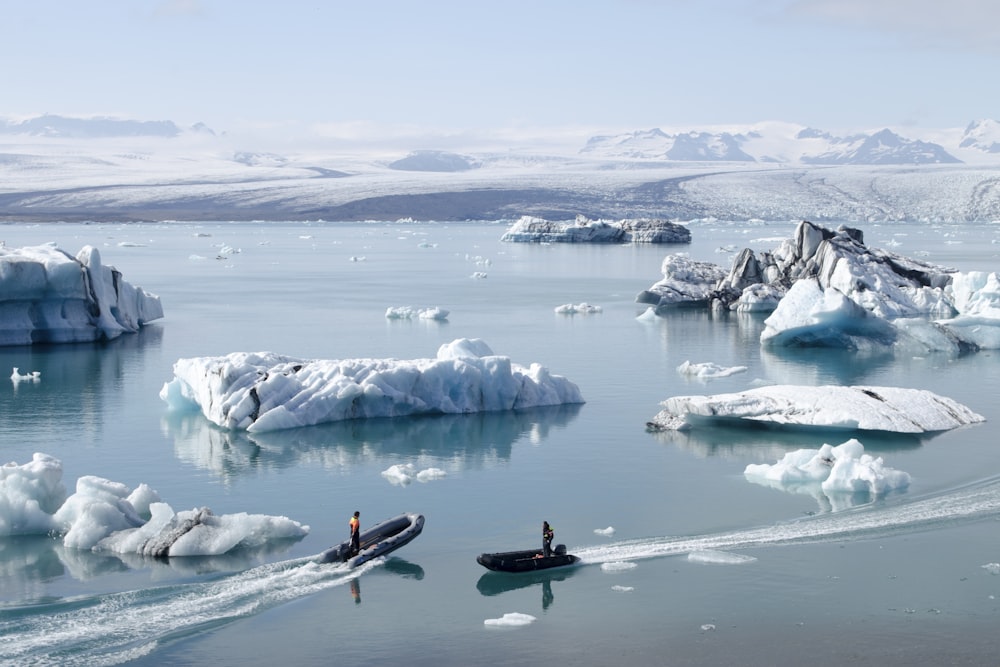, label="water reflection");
[648,423,925,462]
[0,325,163,440]
[0,533,302,594]
[349,558,426,606]
[163,404,582,480]
[476,567,579,611]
